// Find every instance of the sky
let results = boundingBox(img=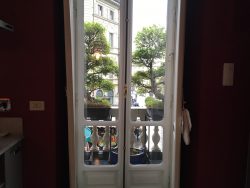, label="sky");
[132,0,168,42]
